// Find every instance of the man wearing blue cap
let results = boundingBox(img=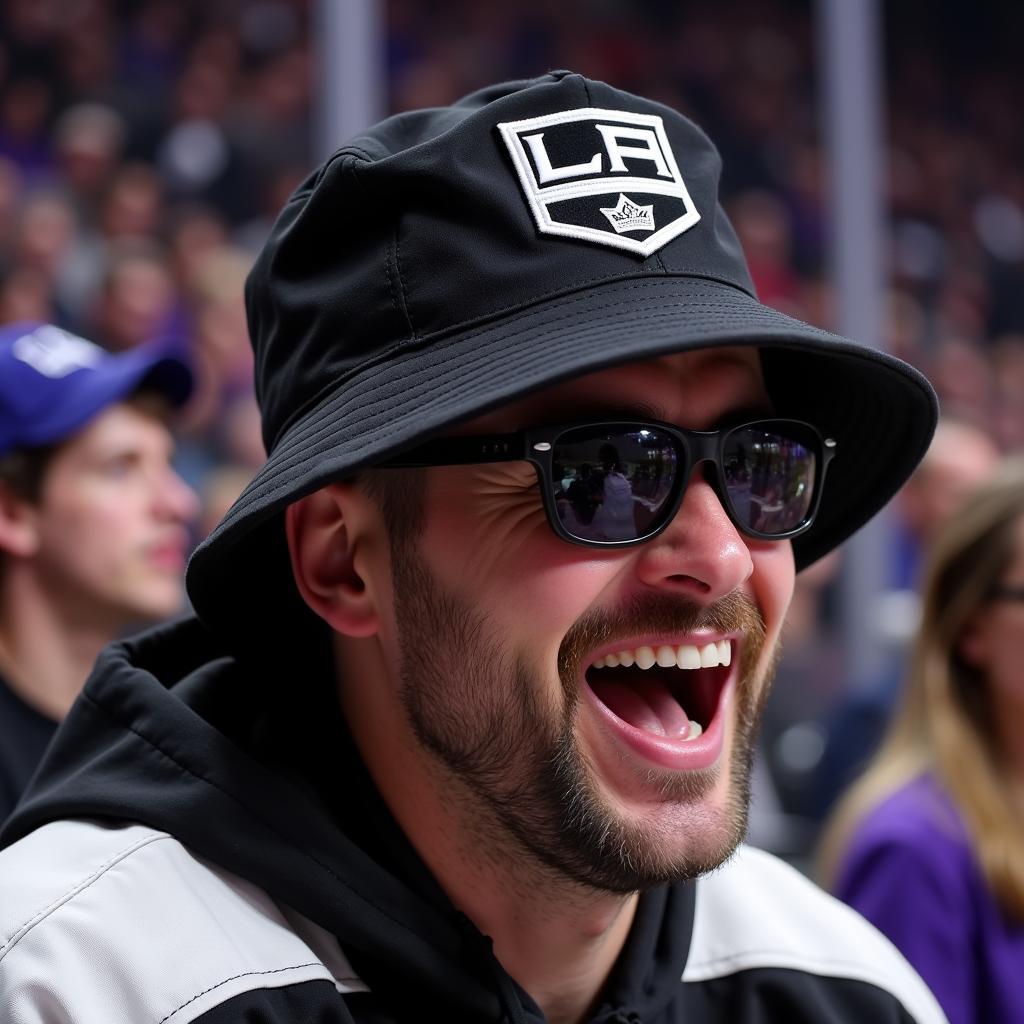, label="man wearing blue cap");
[0,76,948,1022]
[0,322,196,821]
